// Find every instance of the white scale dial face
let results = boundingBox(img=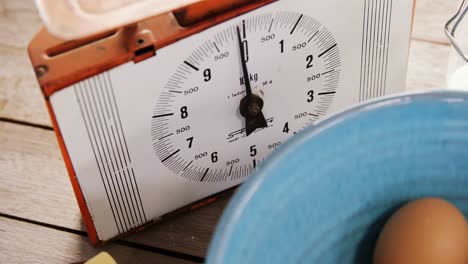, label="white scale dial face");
[151,11,341,182]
